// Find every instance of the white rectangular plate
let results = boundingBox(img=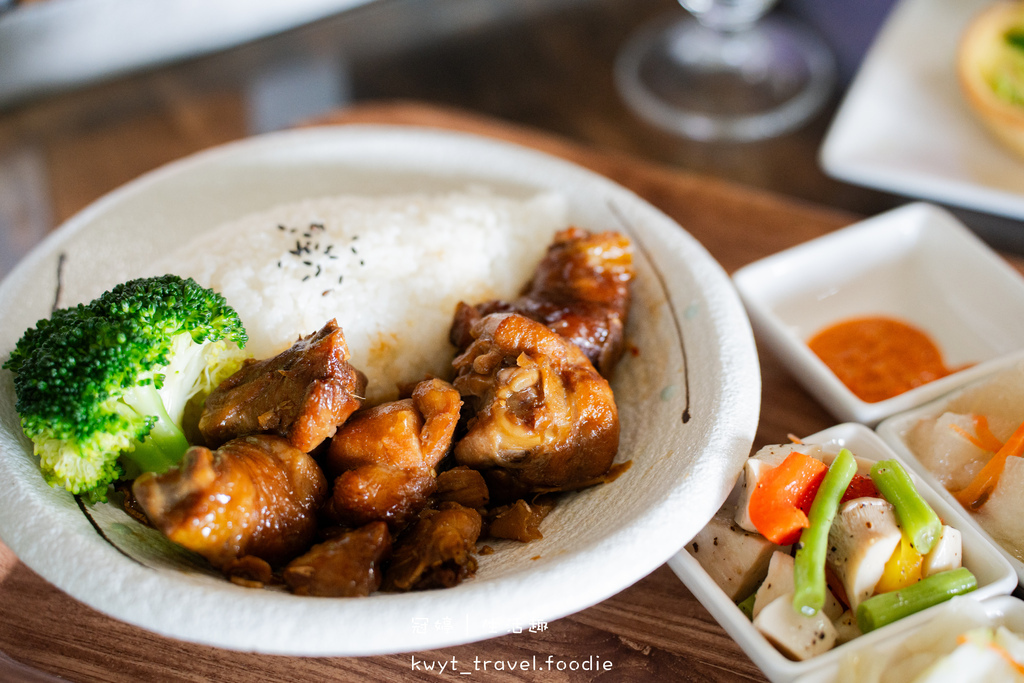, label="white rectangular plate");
[820,0,1024,220]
